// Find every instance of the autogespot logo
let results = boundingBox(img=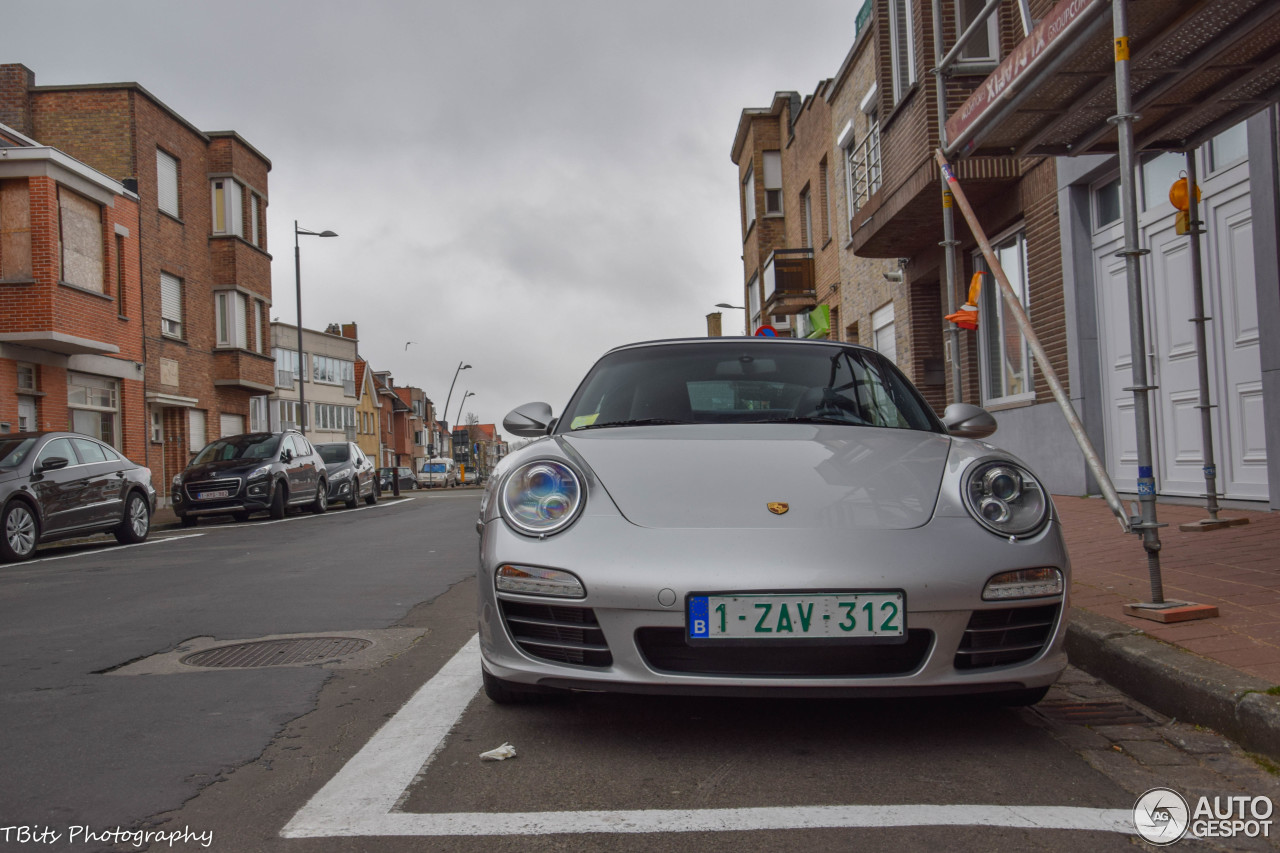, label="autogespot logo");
[1134,788,1190,846]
